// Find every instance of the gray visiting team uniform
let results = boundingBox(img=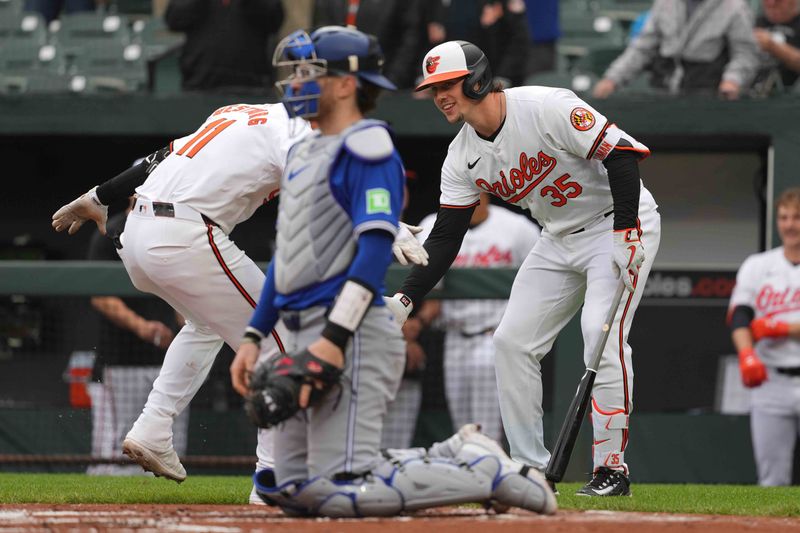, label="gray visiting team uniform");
[271,120,405,482]
[253,120,556,517]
